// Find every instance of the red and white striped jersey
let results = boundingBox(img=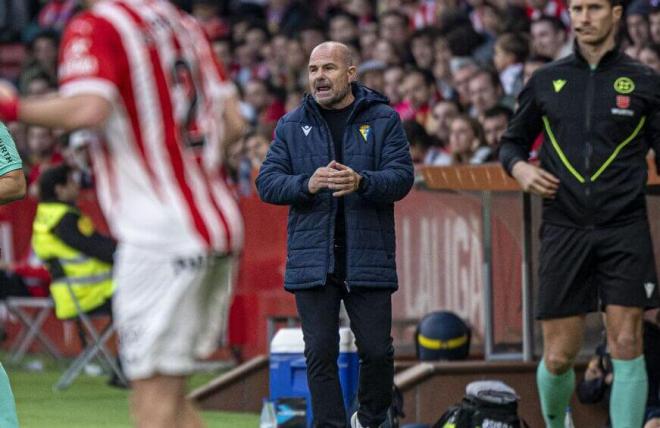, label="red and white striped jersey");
[58,0,243,255]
